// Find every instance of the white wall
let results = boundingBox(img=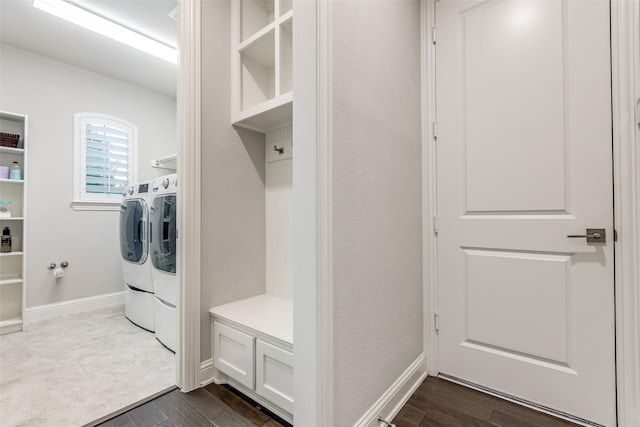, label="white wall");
[0,44,176,308]
[331,1,423,425]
